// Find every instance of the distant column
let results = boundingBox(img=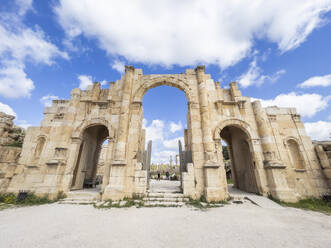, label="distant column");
[146,140,152,171]
[178,140,184,172]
